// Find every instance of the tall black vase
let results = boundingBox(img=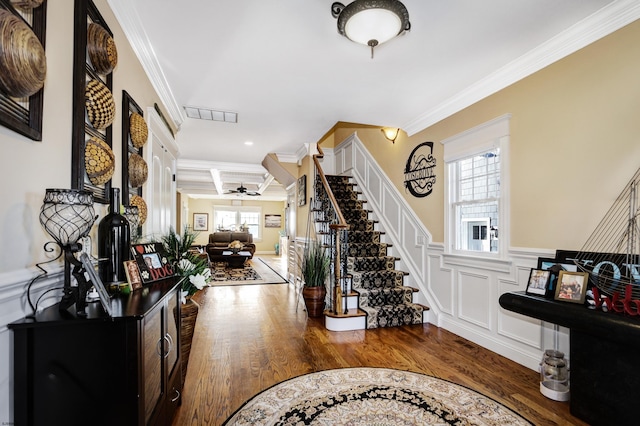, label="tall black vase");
[98,188,131,284]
